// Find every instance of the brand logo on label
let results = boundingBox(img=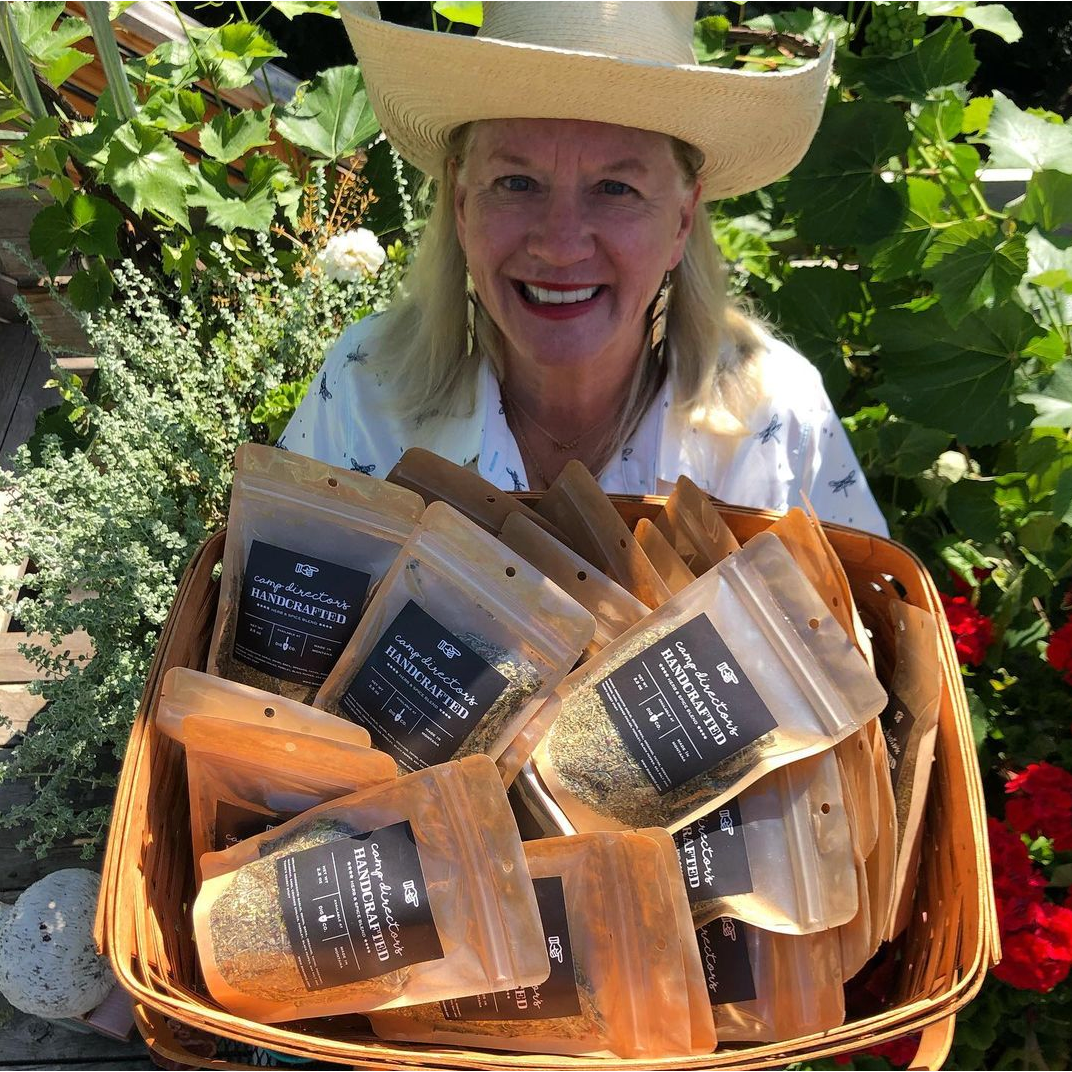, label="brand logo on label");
[437,640,461,659]
[548,936,564,964]
[716,661,740,685]
[403,879,420,907]
[722,918,738,940]
[294,562,319,577]
[718,807,736,835]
